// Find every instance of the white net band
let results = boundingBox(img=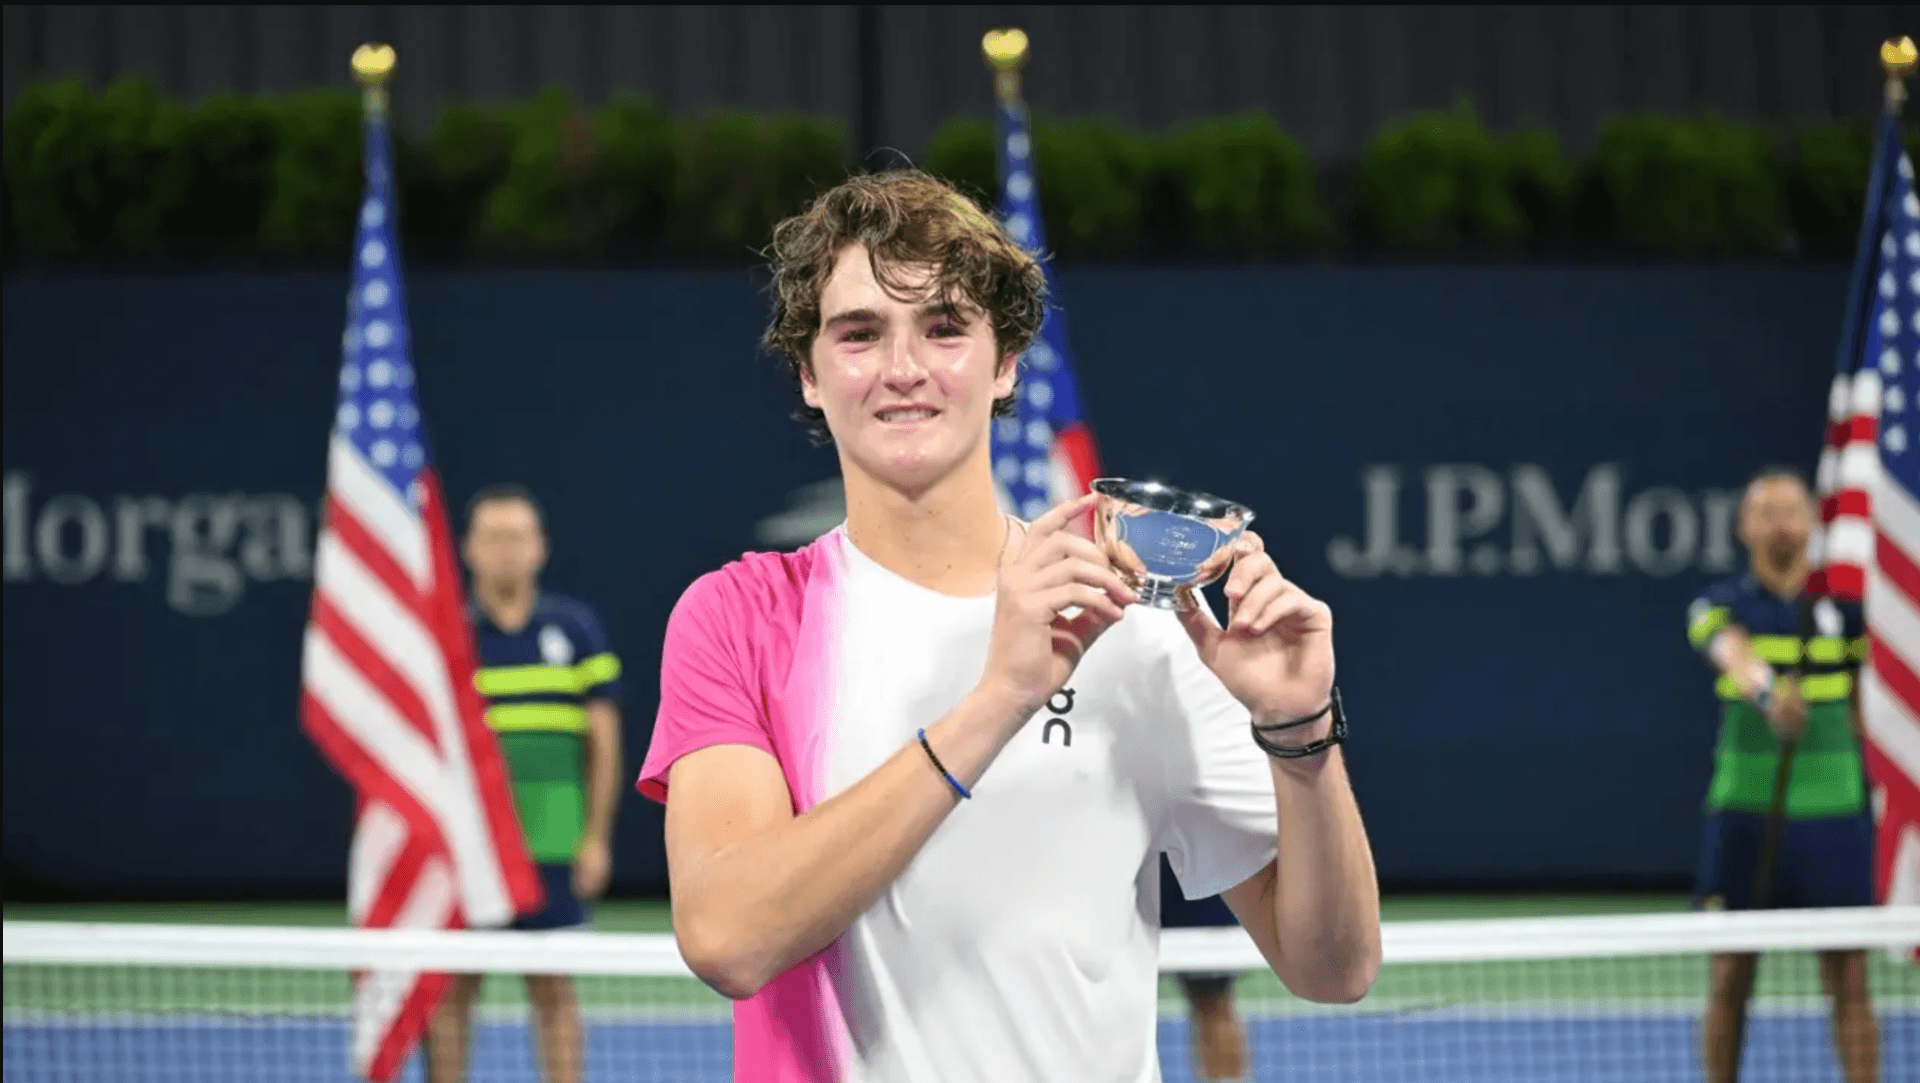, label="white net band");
[5,907,1919,1082]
